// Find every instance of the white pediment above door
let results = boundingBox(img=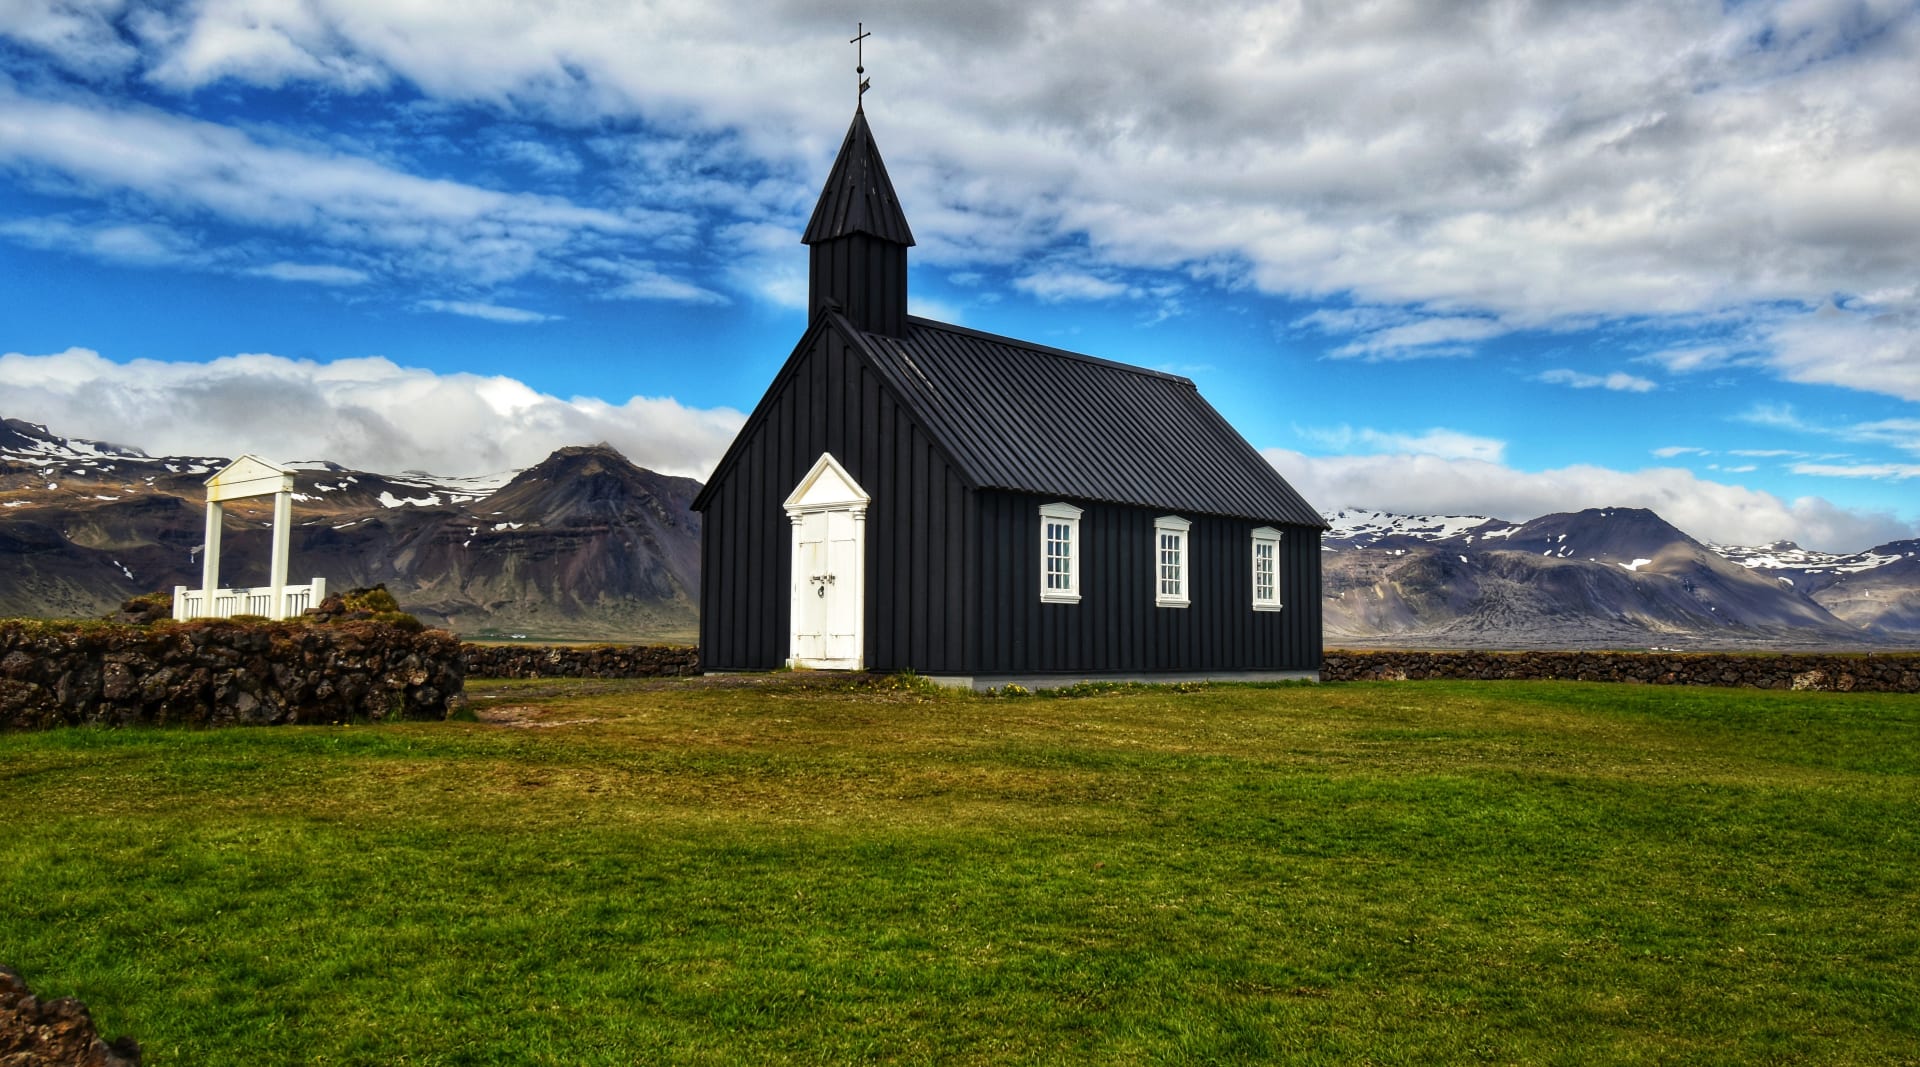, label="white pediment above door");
[783,452,870,515]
